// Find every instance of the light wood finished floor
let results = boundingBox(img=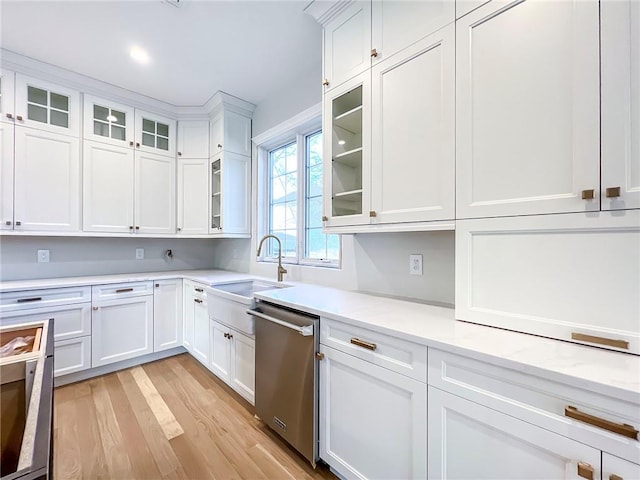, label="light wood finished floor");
[53,354,336,480]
